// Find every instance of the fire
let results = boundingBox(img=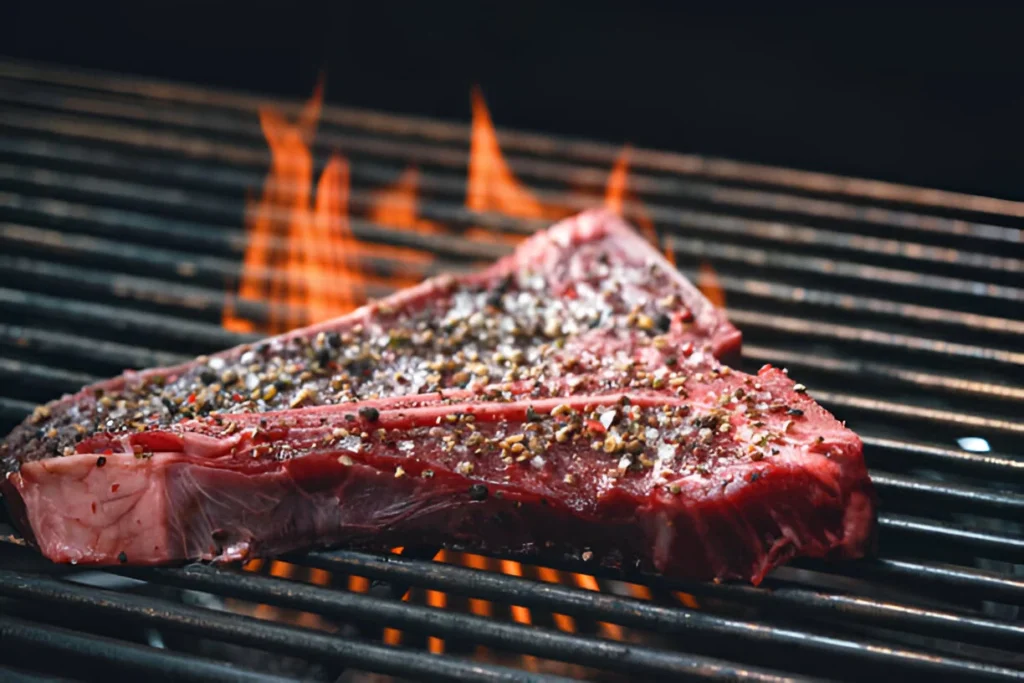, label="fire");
[311,155,364,324]
[368,165,450,284]
[604,145,676,267]
[370,166,441,234]
[604,145,657,245]
[222,82,364,334]
[228,79,702,646]
[698,261,727,308]
[571,573,625,641]
[425,549,450,653]
[465,87,565,244]
[535,567,577,633]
